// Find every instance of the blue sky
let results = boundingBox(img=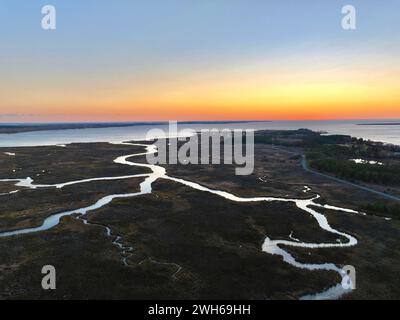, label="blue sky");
[2,0,398,62]
[0,0,399,121]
